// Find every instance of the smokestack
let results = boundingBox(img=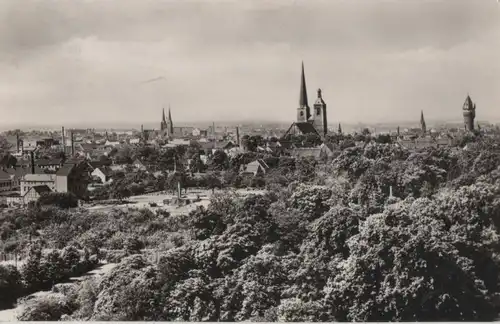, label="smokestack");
[389,186,393,198]
[213,122,217,149]
[71,131,74,156]
[16,132,19,153]
[30,151,35,174]
[61,127,65,155]
[177,181,181,199]
[236,127,240,147]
